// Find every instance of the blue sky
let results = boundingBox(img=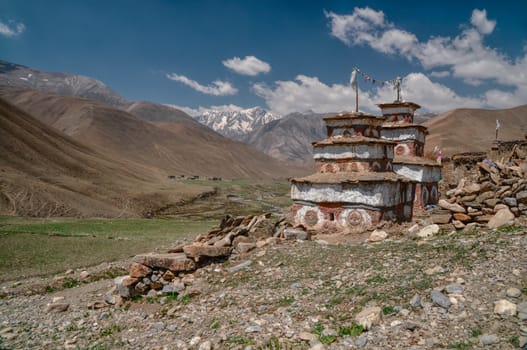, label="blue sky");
[1,0,526,115]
